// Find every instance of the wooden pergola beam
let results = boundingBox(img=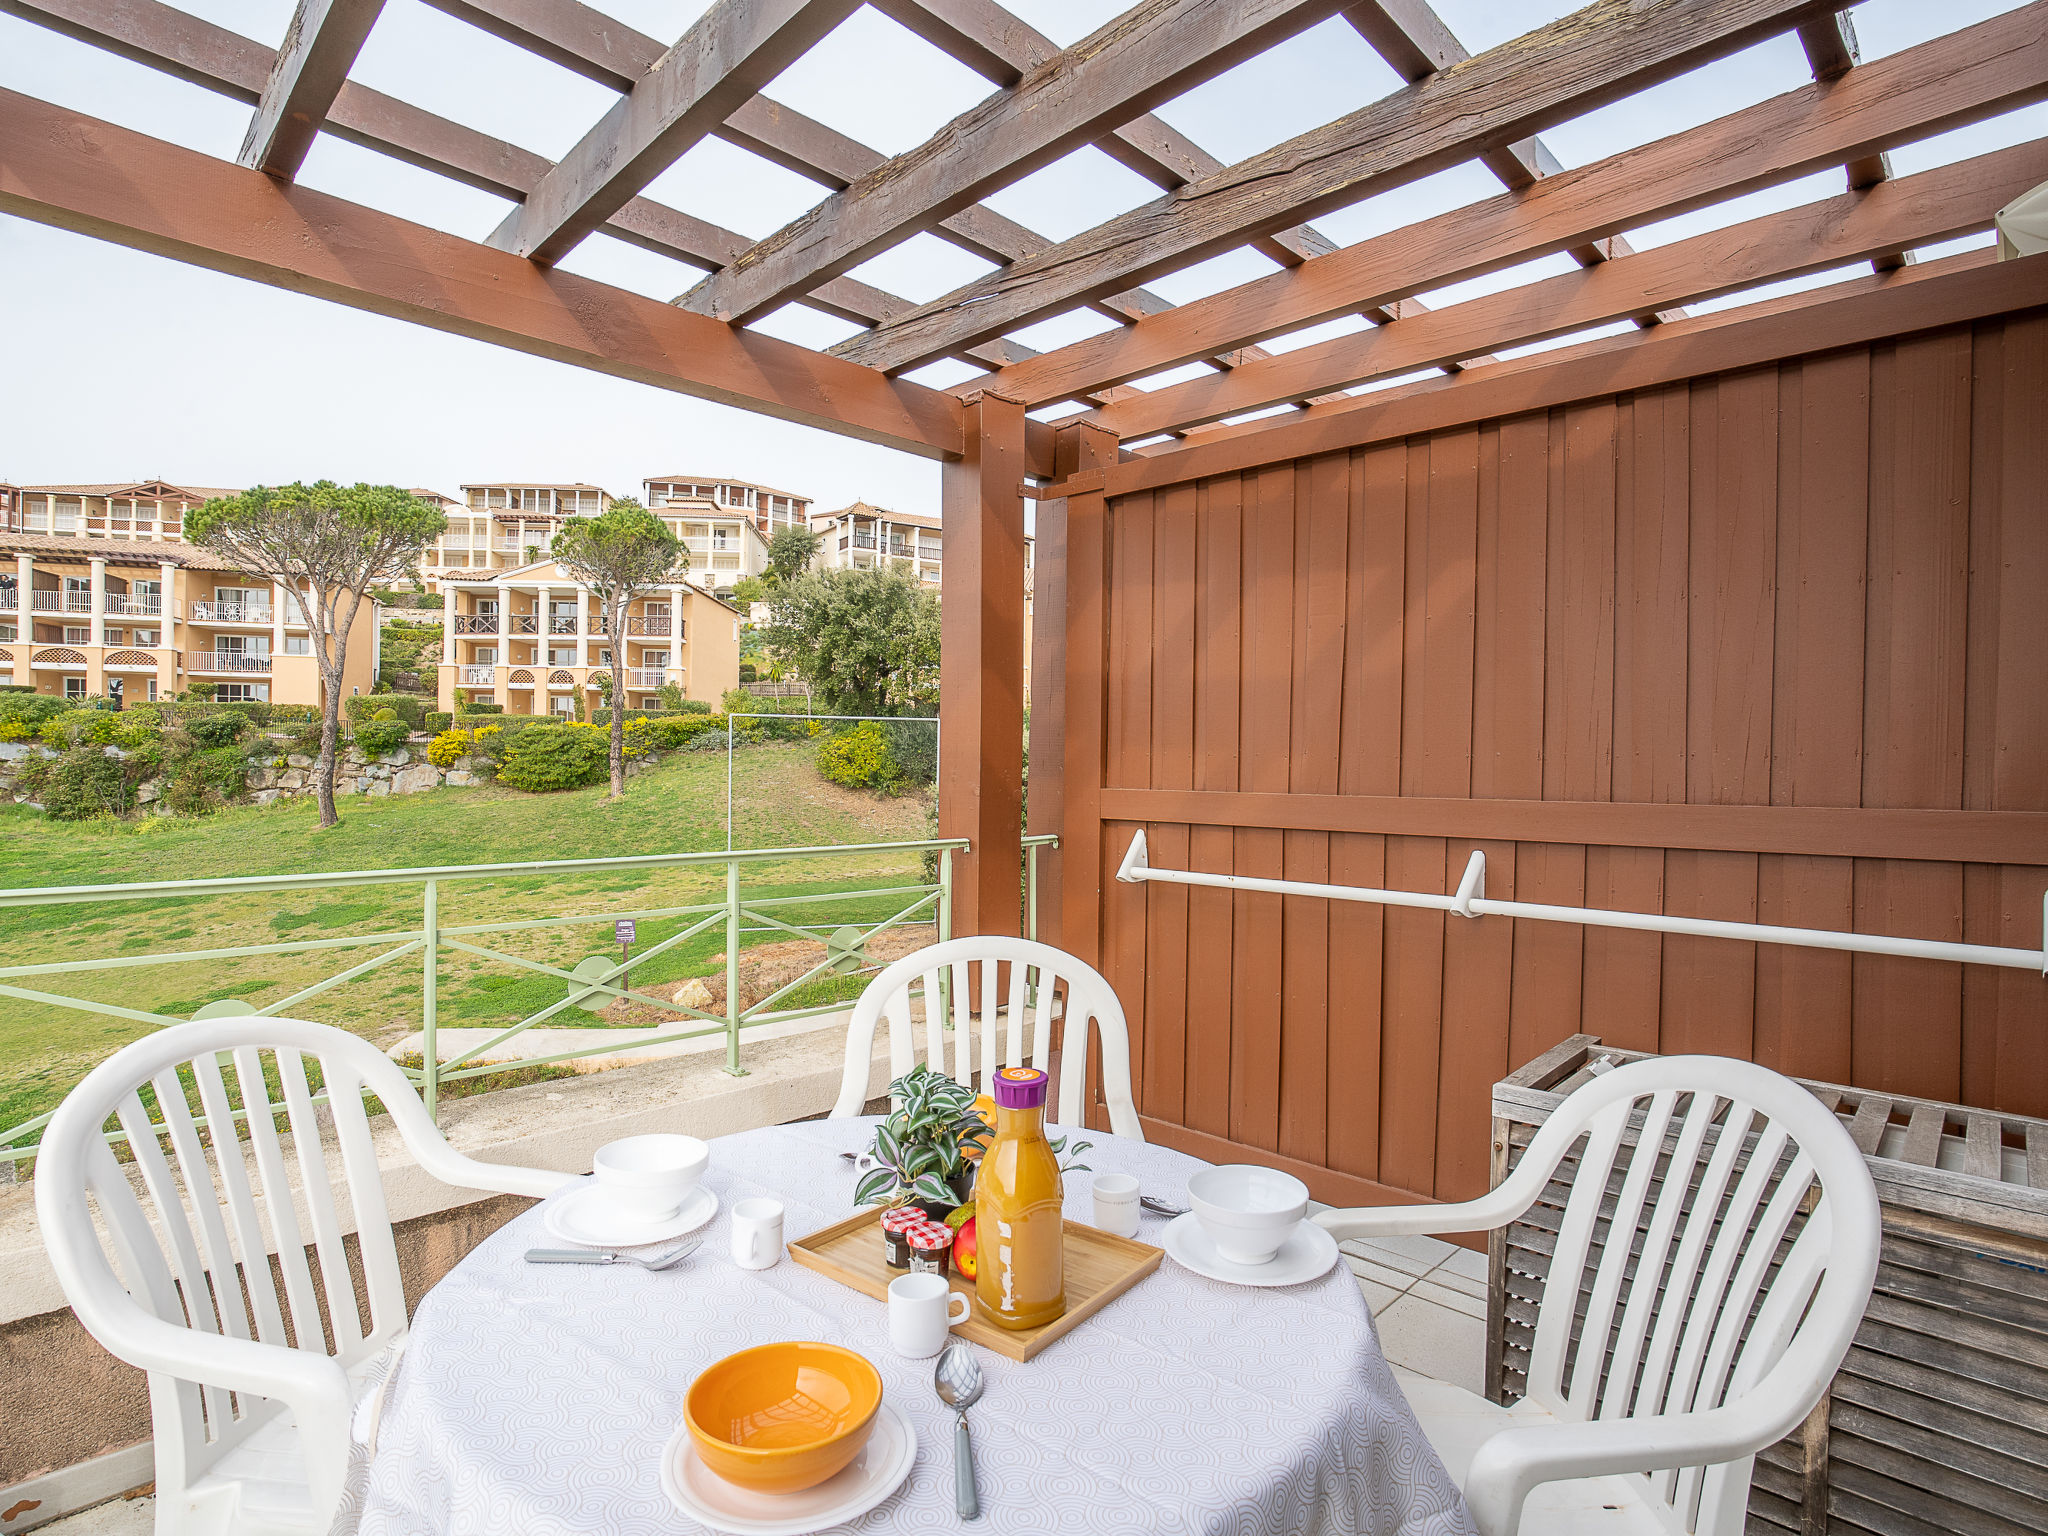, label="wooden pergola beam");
[0,87,967,459]
[1082,139,2046,439]
[872,0,1343,270]
[486,0,860,266]
[237,0,386,179]
[0,0,938,338]
[1797,8,1907,272]
[1342,0,1675,322]
[830,0,1847,374]
[677,0,1351,327]
[977,4,2048,407]
[1087,248,2033,486]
